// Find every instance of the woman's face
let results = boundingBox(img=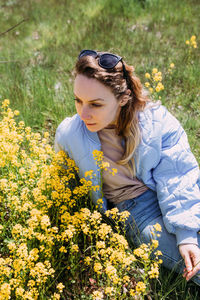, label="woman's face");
[74,74,124,132]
